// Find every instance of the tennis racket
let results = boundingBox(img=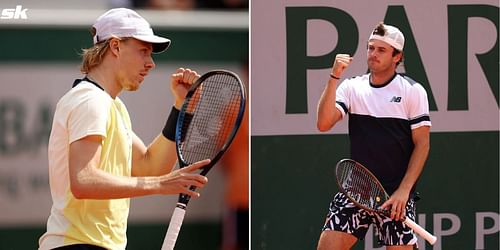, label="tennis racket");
[335,159,437,245]
[161,70,246,250]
